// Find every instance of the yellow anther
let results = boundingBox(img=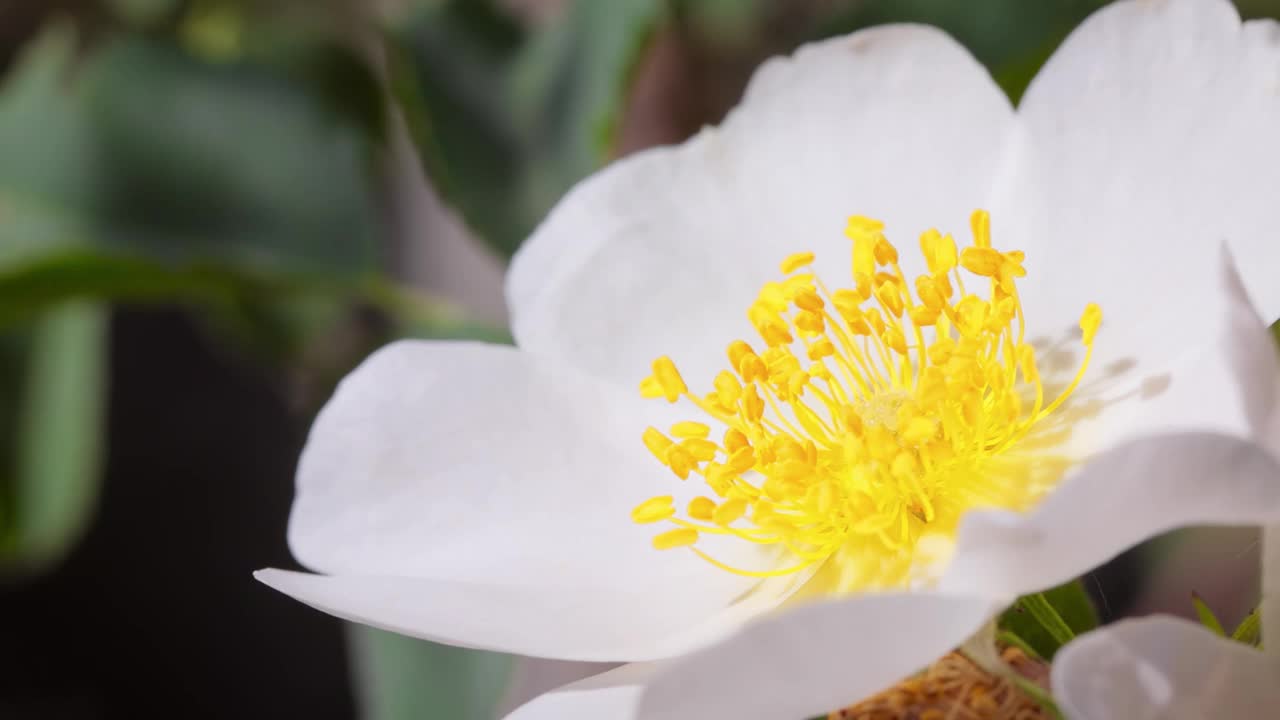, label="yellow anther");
[793,310,824,335]
[873,235,899,266]
[808,339,836,360]
[639,375,664,399]
[653,528,699,550]
[852,236,876,278]
[688,496,716,521]
[743,387,765,422]
[1080,303,1103,345]
[728,446,755,473]
[794,288,825,312]
[651,356,687,402]
[883,327,908,355]
[920,228,958,275]
[909,306,939,327]
[633,209,1099,592]
[713,498,747,525]
[970,209,991,248]
[780,251,815,274]
[642,427,673,463]
[845,215,885,240]
[681,438,719,462]
[710,372,740,407]
[853,273,873,301]
[665,445,696,480]
[914,275,945,310]
[671,421,710,439]
[631,495,675,524]
[959,247,1002,278]
[875,280,905,317]
[723,428,750,452]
